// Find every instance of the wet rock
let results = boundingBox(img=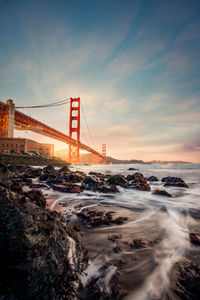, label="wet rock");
[63,173,85,183]
[170,259,200,300]
[148,175,159,181]
[81,176,119,193]
[9,182,23,193]
[161,176,189,188]
[108,234,122,242]
[113,244,122,253]
[113,217,128,224]
[189,208,200,220]
[0,164,11,179]
[0,186,88,300]
[128,167,138,171]
[43,165,55,173]
[24,190,47,208]
[189,232,200,246]
[107,175,128,187]
[126,172,151,191]
[89,171,105,179]
[76,209,128,227]
[52,184,81,193]
[152,188,172,197]
[29,183,49,189]
[131,238,147,248]
[57,165,70,173]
